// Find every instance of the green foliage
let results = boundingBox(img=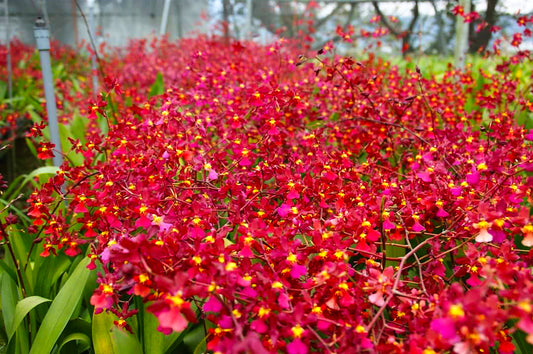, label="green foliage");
[7,296,51,343]
[149,72,165,98]
[30,258,92,354]
[92,311,142,354]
